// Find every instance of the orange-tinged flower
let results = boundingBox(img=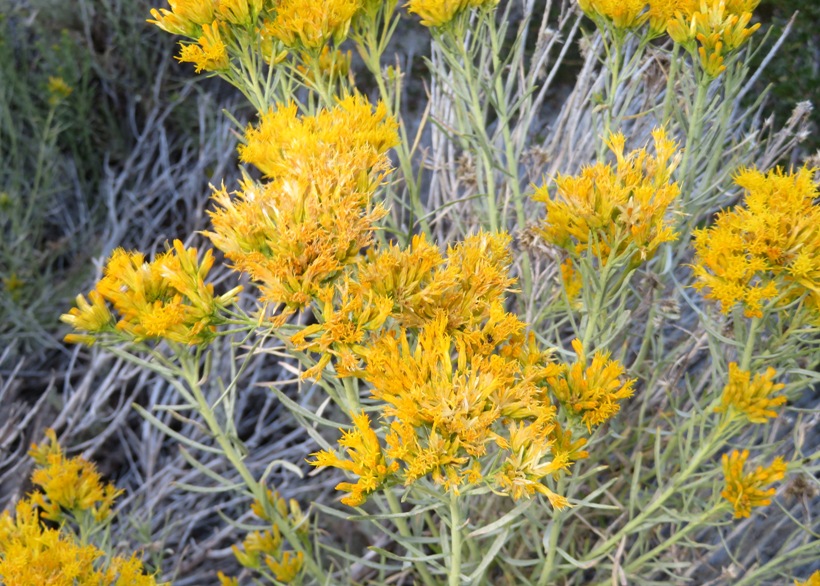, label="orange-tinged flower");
[548,339,635,431]
[533,128,680,266]
[715,363,786,423]
[721,449,786,518]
